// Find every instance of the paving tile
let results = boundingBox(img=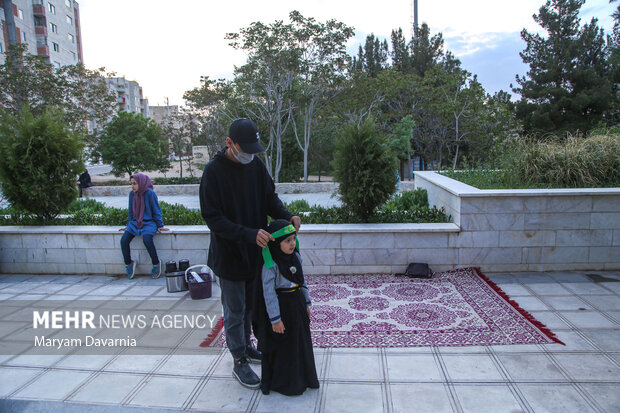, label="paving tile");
[542,330,597,352]
[600,282,620,294]
[553,354,620,380]
[4,354,65,368]
[0,367,43,397]
[129,376,199,408]
[495,284,532,297]
[255,387,320,413]
[13,369,92,400]
[441,354,504,381]
[562,282,615,295]
[527,311,571,329]
[54,353,116,370]
[559,311,619,328]
[385,354,444,381]
[453,384,523,413]
[190,378,255,411]
[541,296,594,311]
[390,383,453,413]
[327,353,383,381]
[490,343,545,353]
[580,383,620,413]
[104,353,168,373]
[511,296,551,311]
[496,354,566,381]
[69,372,144,404]
[525,282,572,295]
[155,353,218,376]
[580,329,620,351]
[517,384,597,413]
[323,383,384,413]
